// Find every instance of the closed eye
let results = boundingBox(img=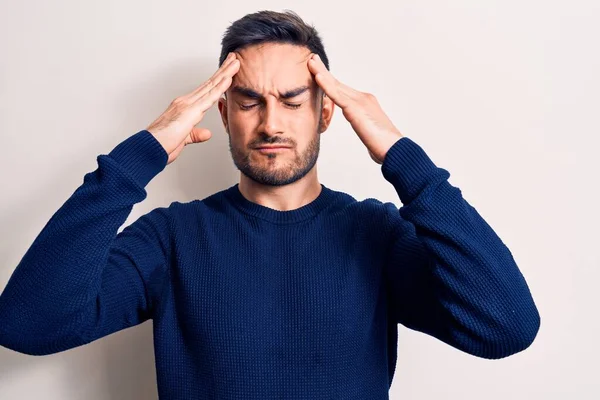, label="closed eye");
[240,103,302,111]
